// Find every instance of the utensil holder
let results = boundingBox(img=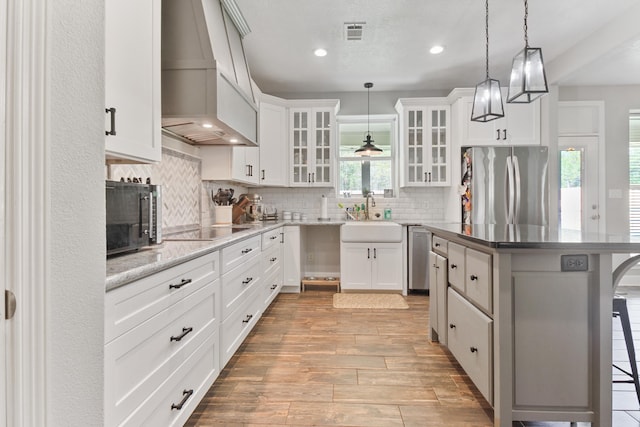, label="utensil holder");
[214,206,232,224]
